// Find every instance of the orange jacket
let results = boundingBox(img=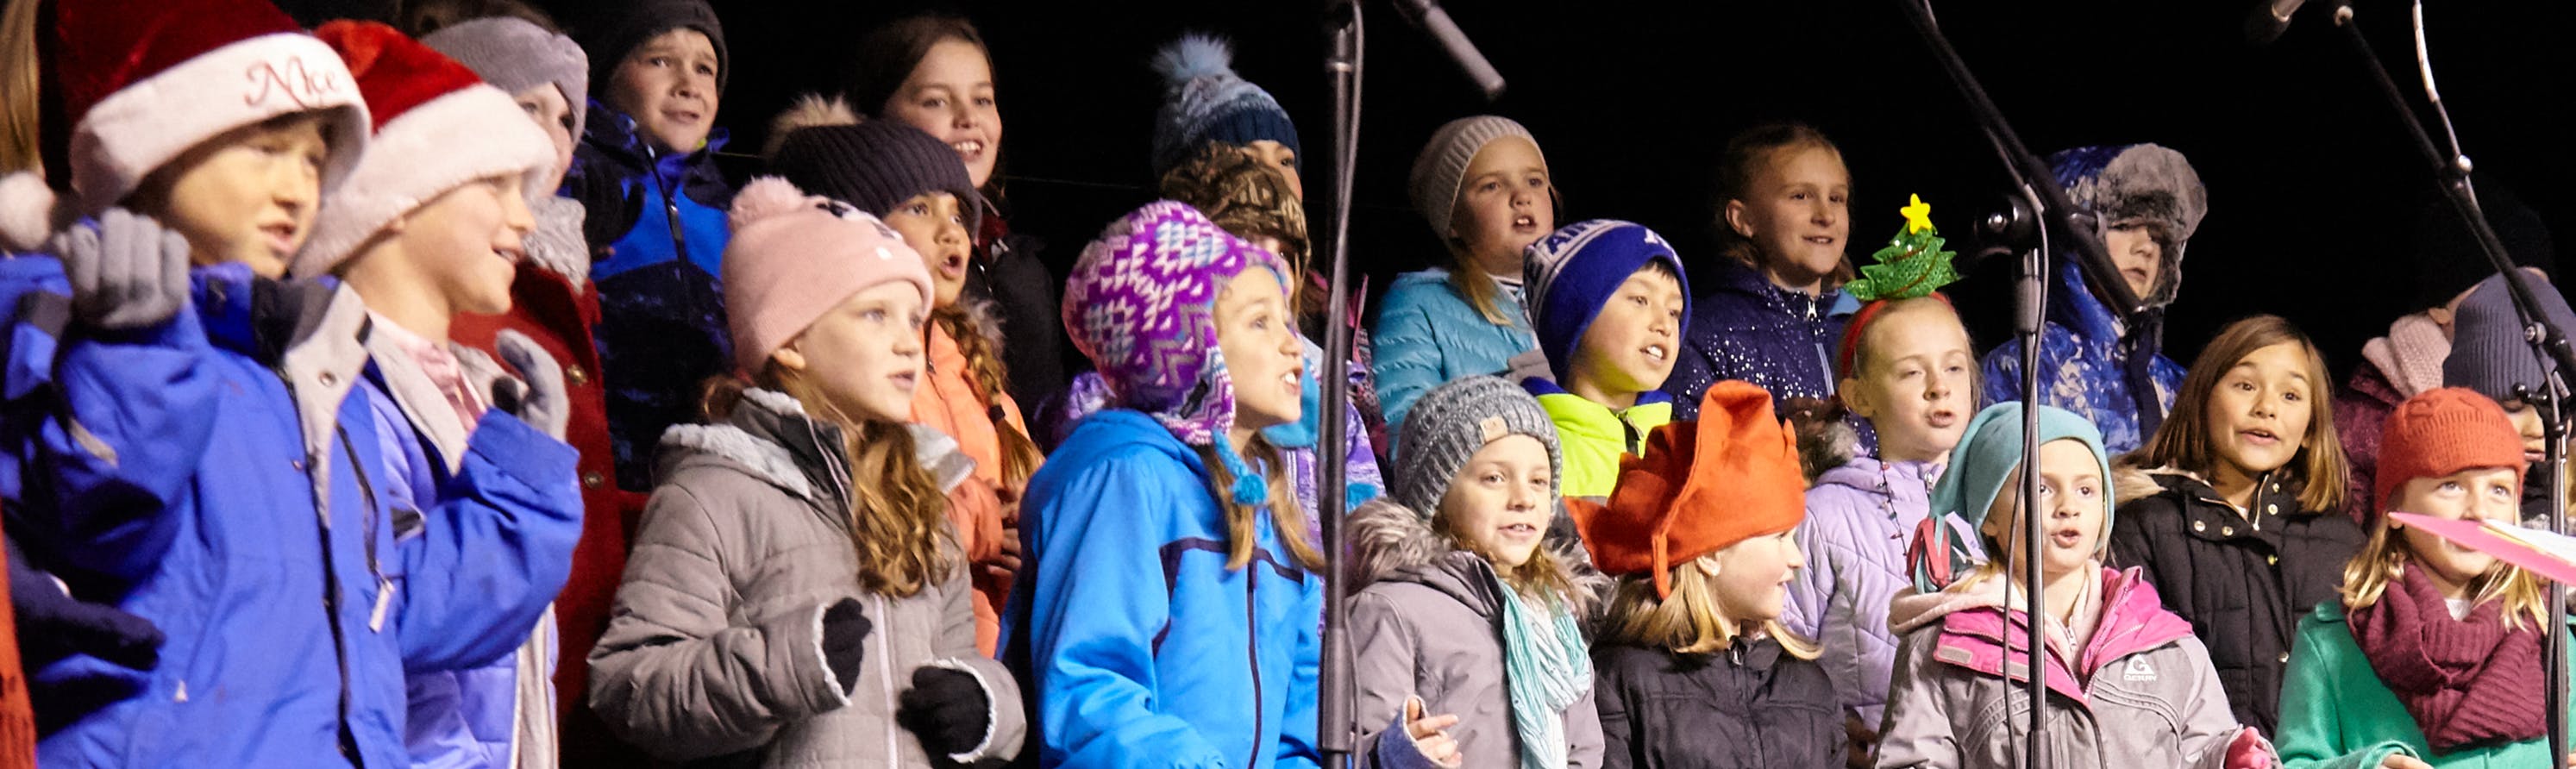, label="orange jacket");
[911,323,1034,656]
